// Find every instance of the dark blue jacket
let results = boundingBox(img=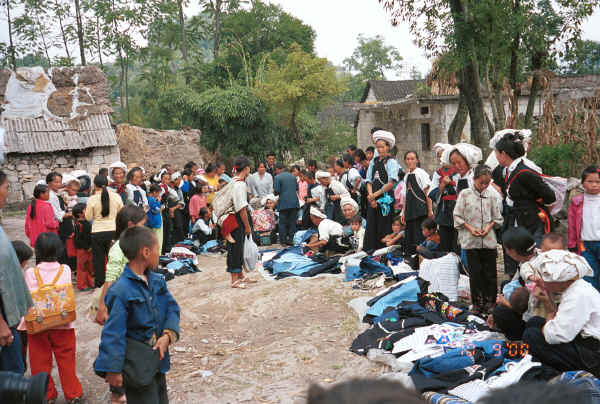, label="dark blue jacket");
[94,265,180,374]
[274,171,299,210]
